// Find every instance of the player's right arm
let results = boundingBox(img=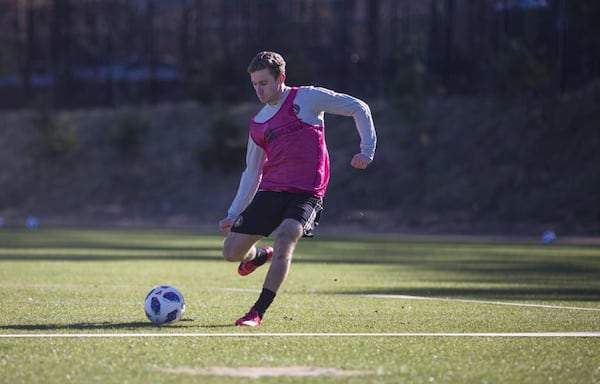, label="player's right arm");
[219,138,265,232]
